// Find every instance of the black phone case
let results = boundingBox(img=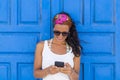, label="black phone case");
[55,61,64,67]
